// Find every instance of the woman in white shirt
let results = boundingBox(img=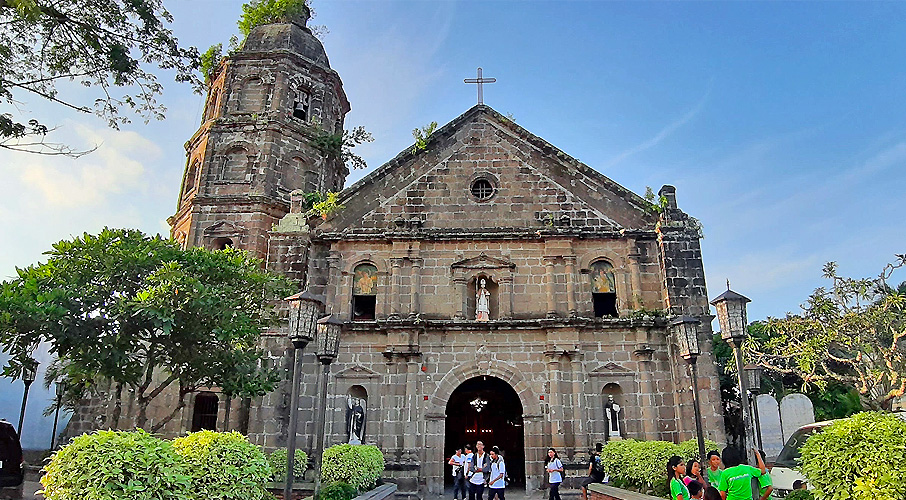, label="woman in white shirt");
[546,448,563,500]
[488,446,507,500]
